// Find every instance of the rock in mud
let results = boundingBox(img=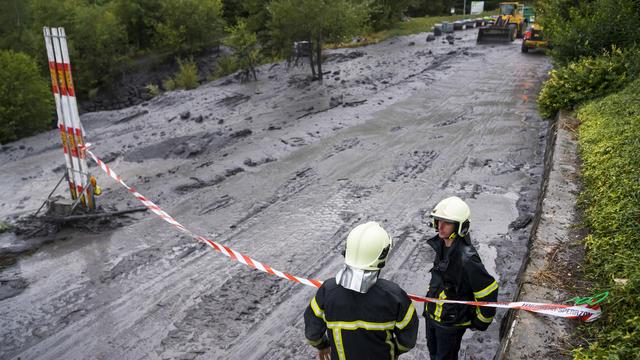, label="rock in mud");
[231,129,252,138]
[0,278,28,301]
